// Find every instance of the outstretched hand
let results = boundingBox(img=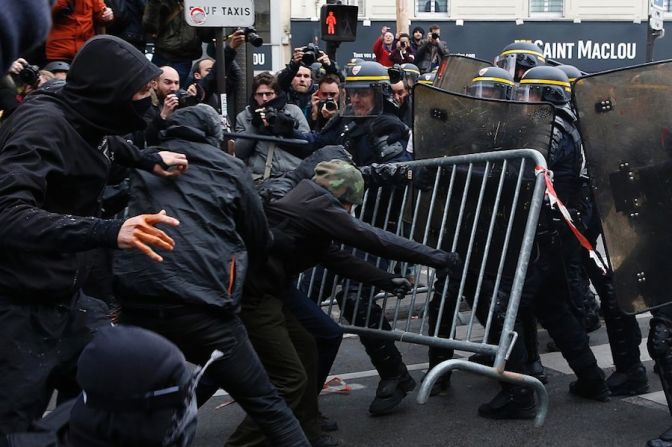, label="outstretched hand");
[117,210,180,262]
